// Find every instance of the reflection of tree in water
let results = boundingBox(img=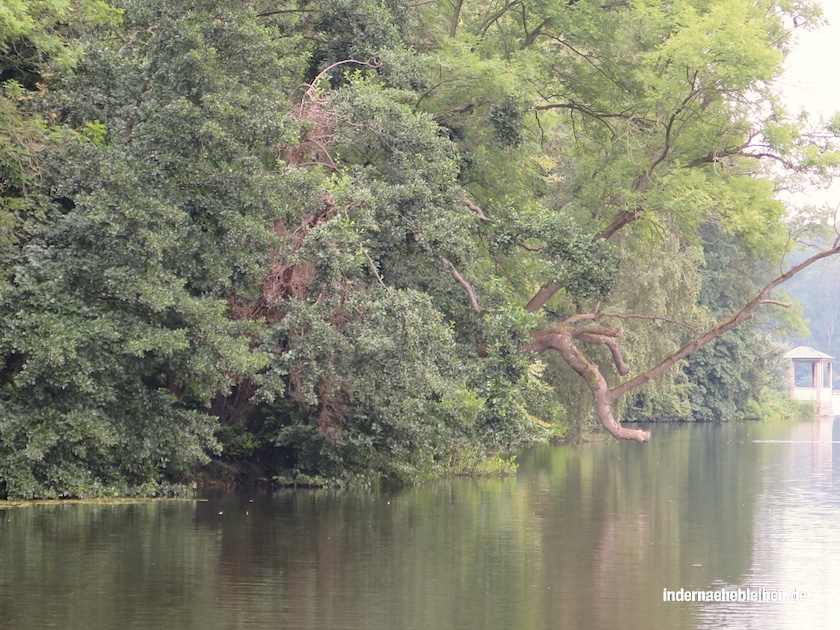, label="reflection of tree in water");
[592,510,653,629]
[0,423,796,630]
[198,425,782,630]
